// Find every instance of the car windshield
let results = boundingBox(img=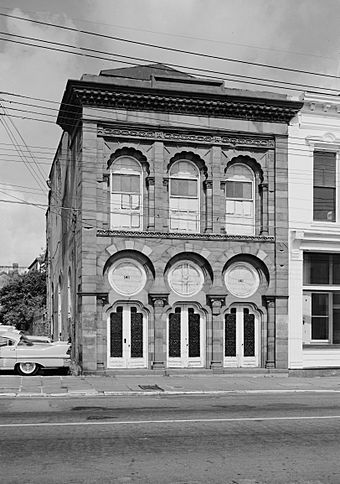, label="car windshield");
[0,336,15,346]
[18,336,33,346]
